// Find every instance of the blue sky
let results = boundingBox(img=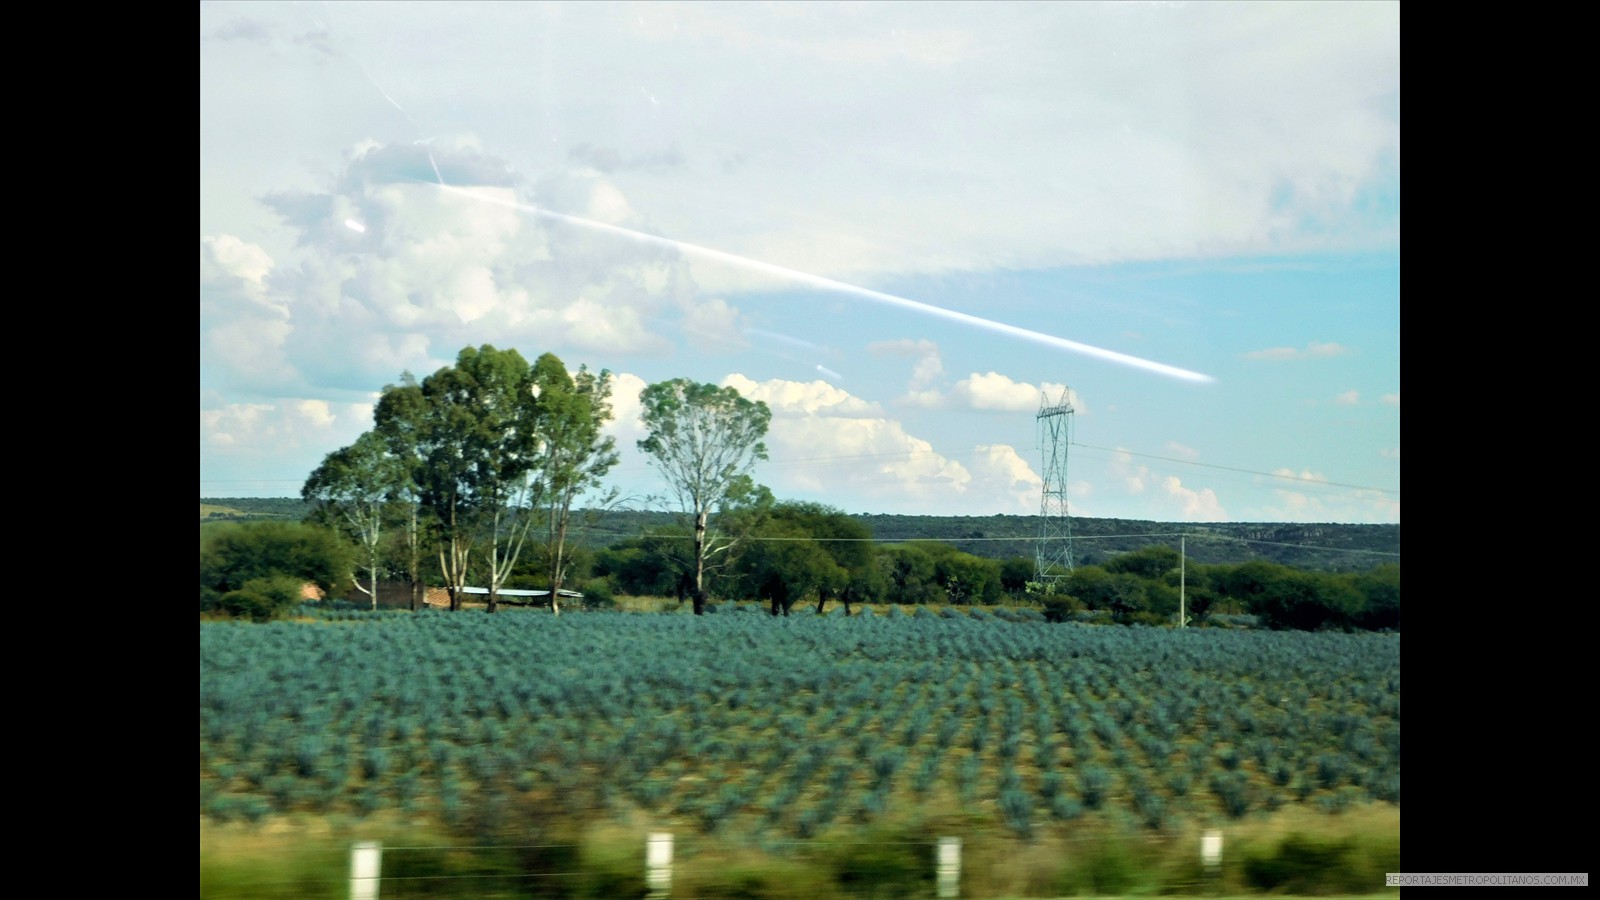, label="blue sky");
[200,1,1399,523]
